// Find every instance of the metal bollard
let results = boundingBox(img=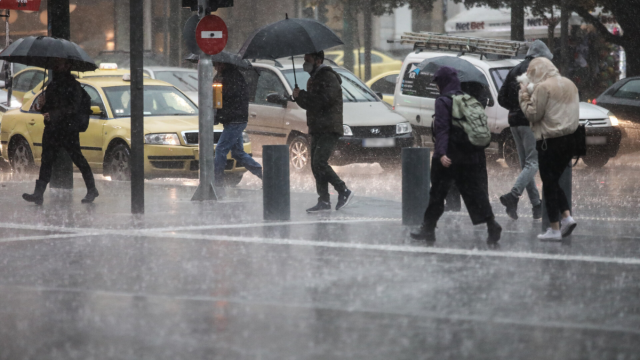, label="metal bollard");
[402,148,430,226]
[542,164,572,230]
[263,145,290,221]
